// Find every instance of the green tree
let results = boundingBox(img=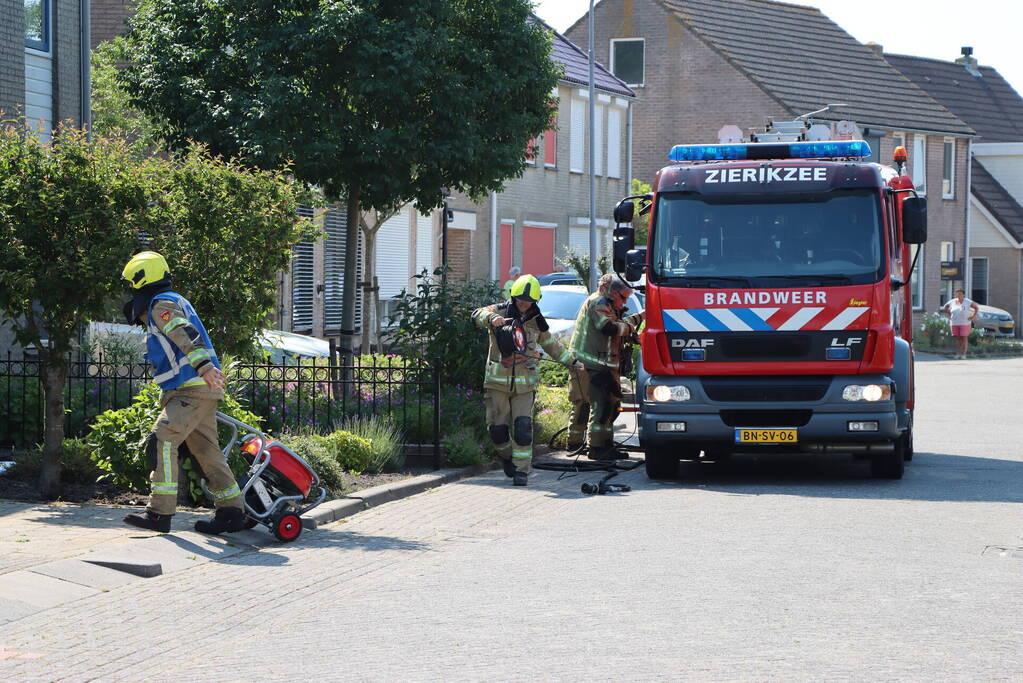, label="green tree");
[121,0,561,354]
[0,123,148,498]
[91,38,162,153]
[631,178,653,246]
